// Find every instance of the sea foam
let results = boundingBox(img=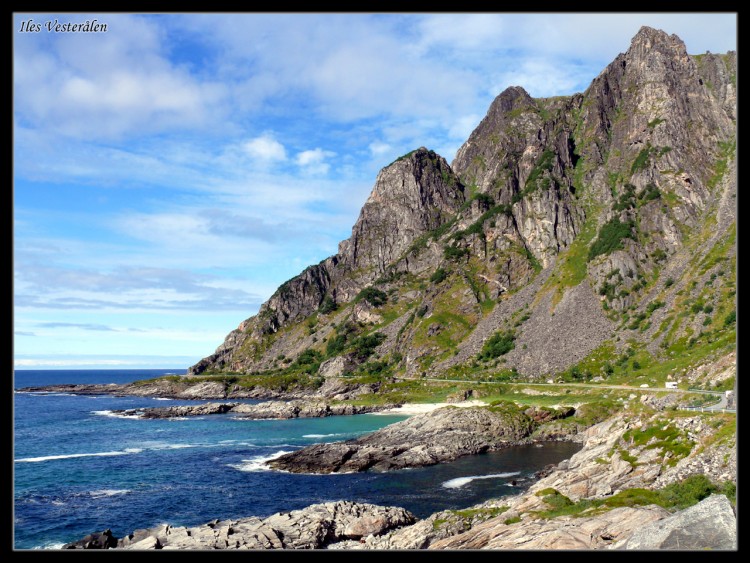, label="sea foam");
[227,450,294,472]
[91,410,142,420]
[441,471,521,489]
[88,489,131,499]
[15,448,143,463]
